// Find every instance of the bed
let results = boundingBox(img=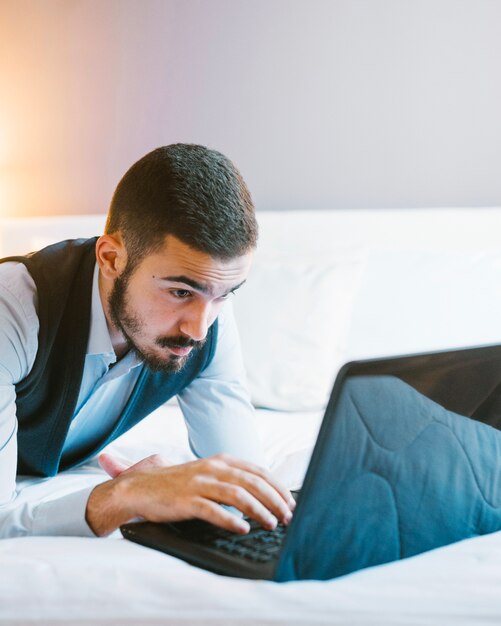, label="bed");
[2,207,501,624]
